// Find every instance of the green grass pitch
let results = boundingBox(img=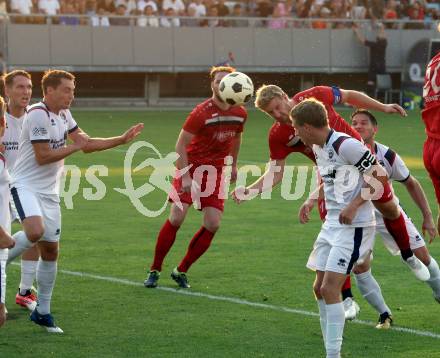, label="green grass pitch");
[2,108,439,357]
